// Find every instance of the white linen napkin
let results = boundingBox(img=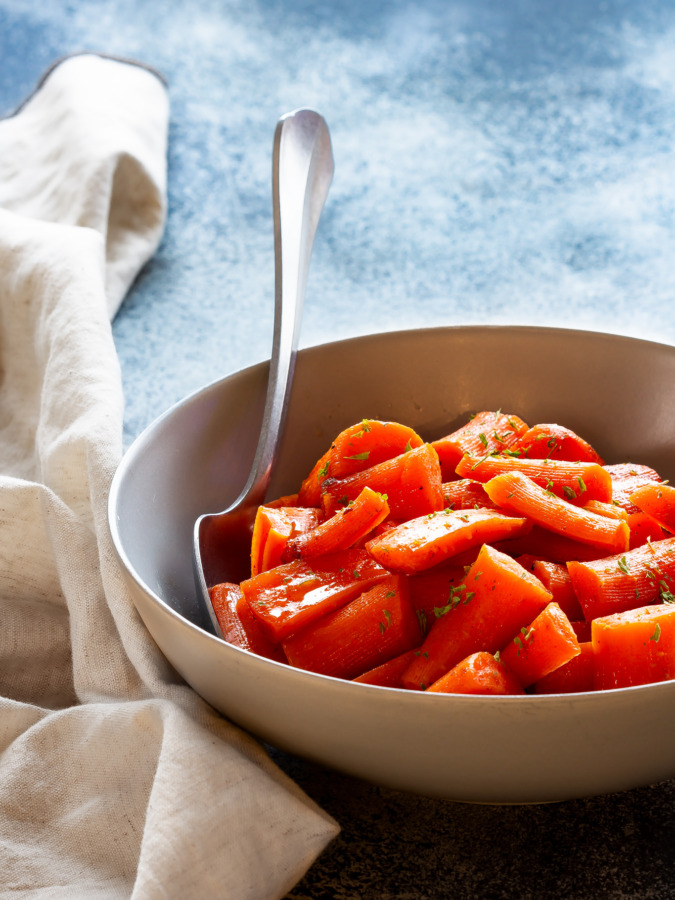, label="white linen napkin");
[0,53,338,899]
